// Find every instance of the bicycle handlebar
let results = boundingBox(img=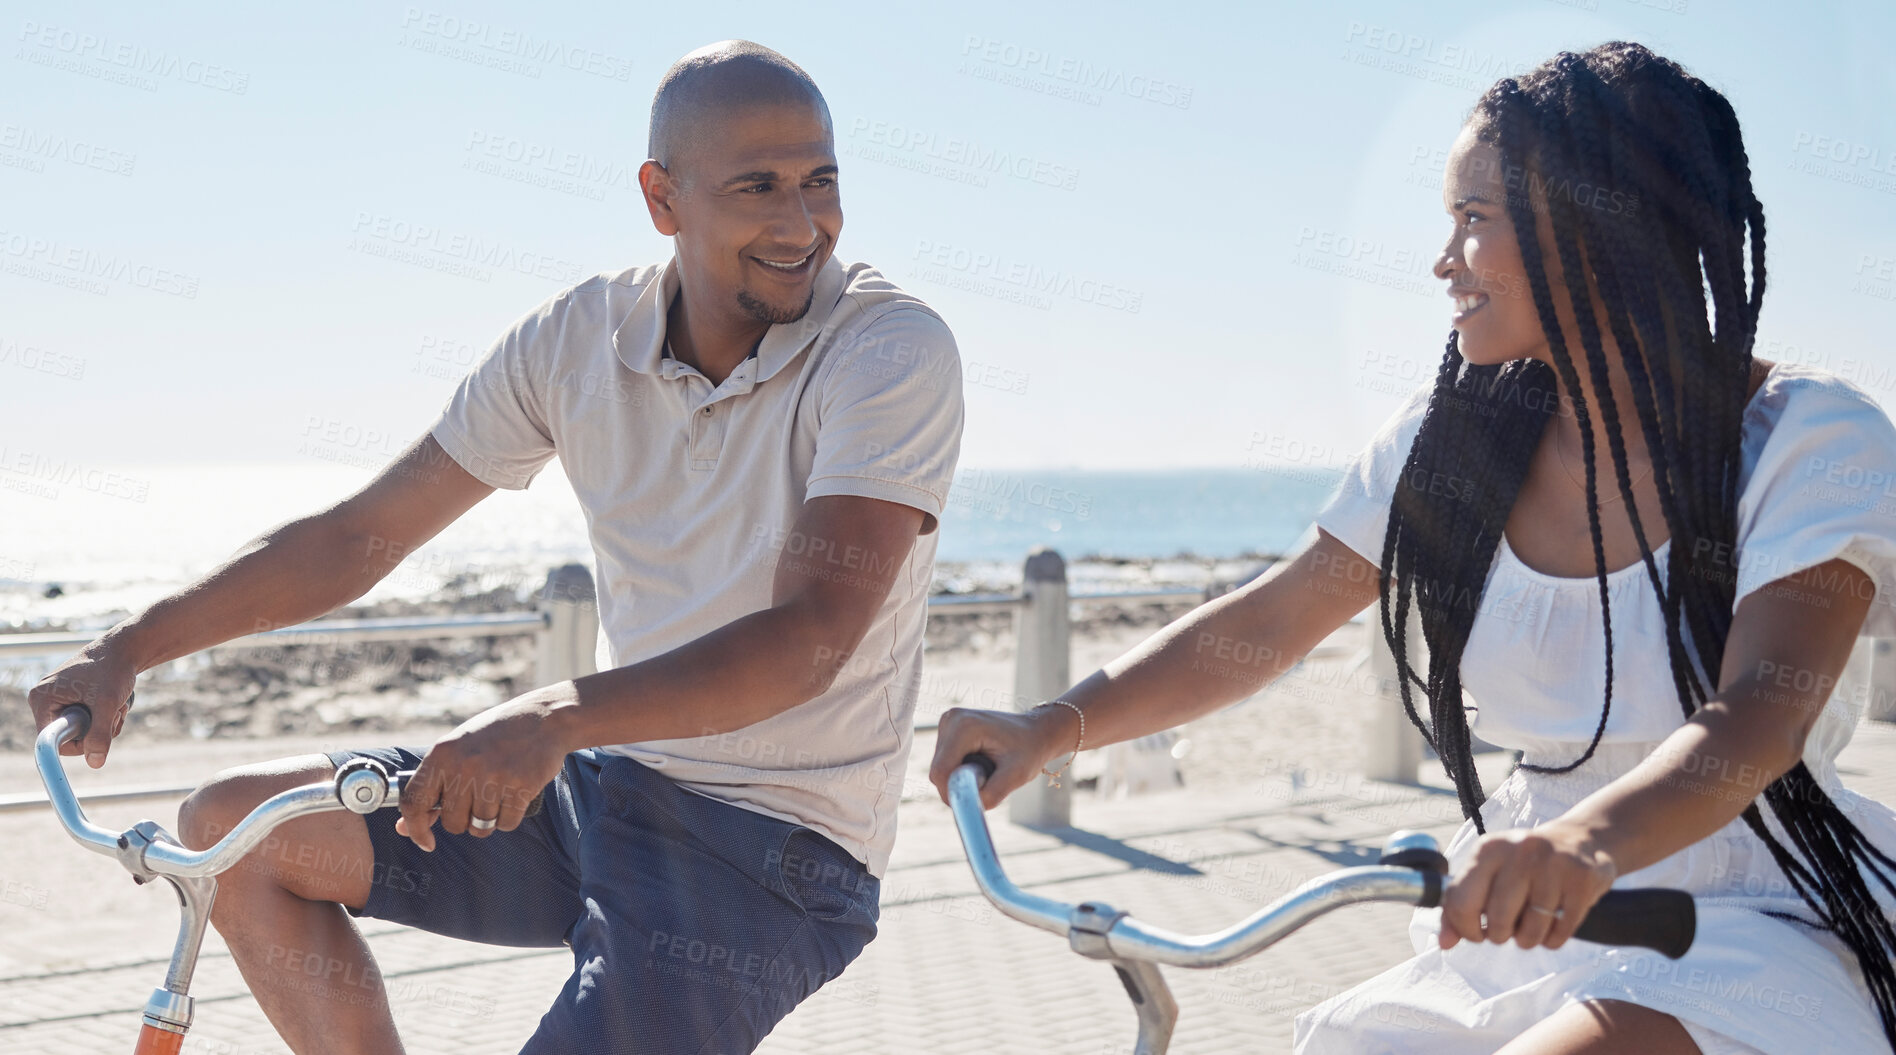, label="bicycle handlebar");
[37,705,403,880]
[947,755,1695,964]
[38,705,550,883]
[36,702,559,1045]
[35,706,122,855]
